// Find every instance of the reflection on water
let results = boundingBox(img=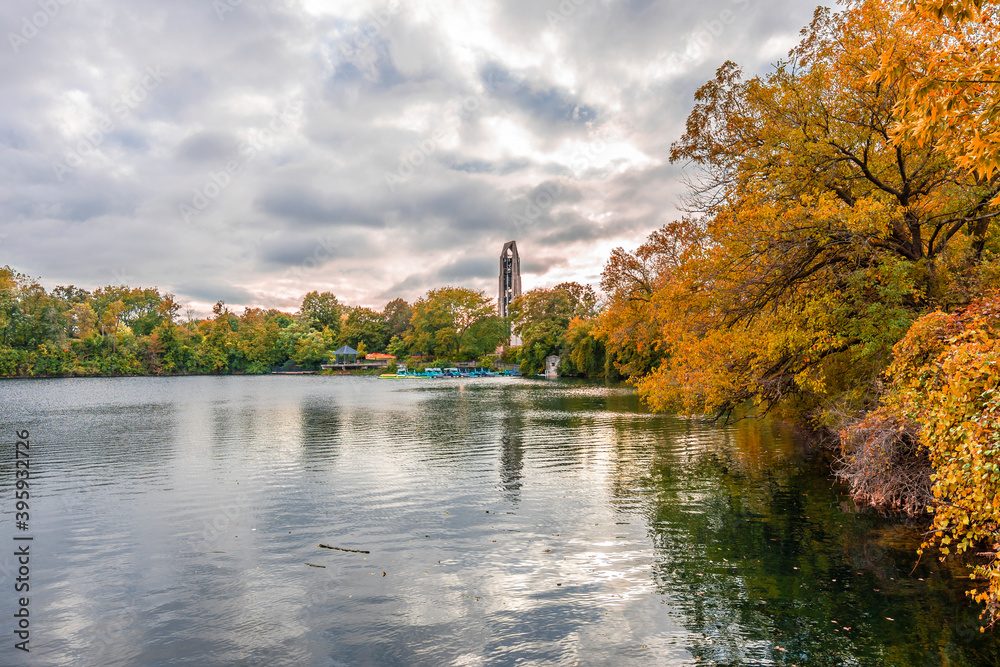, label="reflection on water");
[0,376,998,666]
